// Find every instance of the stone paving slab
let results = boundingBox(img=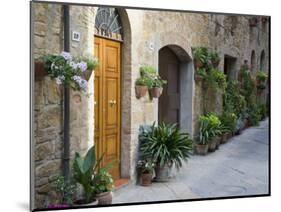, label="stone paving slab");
[112,119,269,204]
